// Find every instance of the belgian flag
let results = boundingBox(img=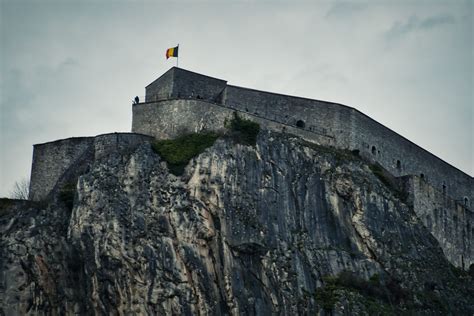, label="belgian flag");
[166,45,179,59]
